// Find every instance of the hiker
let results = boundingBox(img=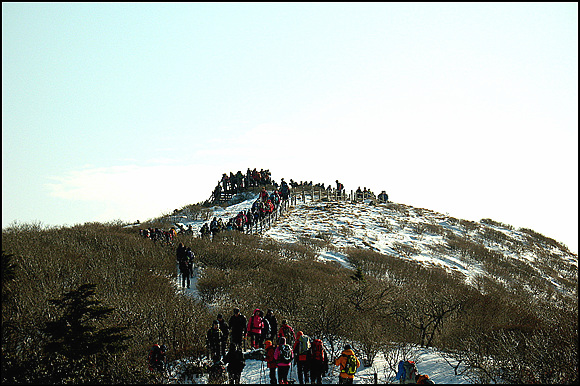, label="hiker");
[336,180,344,196]
[207,320,226,362]
[229,307,248,347]
[247,308,264,349]
[334,344,360,384]
[148,344,167,372]
[280,179,290,201]
[356,187,363,200]
[260,187,269,202]
[217,313,230,346]
[186,247,194,279]
[176,242,186,263]
[246,209,254,233]
[210,217,220,237]
[177,244,191,288]
[265,309,278,342]
[274,336,294,385]
[294,331,311,384]
[200,222,210,238]
[223,343,245,384]
[264,339,278,384]
[309,338,328,384]
[278,319,296,349]
[396,360,419,384]
[257,310,270,348]
[378,191,389,203]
